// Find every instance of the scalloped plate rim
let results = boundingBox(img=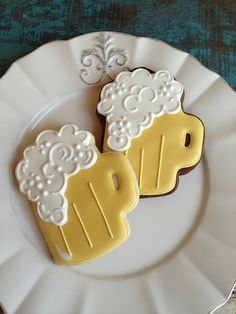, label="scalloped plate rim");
[0,31,235,97]
[0,31,235,314]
